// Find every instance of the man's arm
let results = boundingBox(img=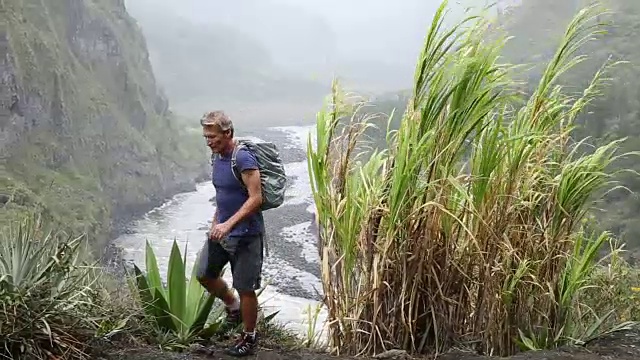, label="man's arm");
[225,168,262,228]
